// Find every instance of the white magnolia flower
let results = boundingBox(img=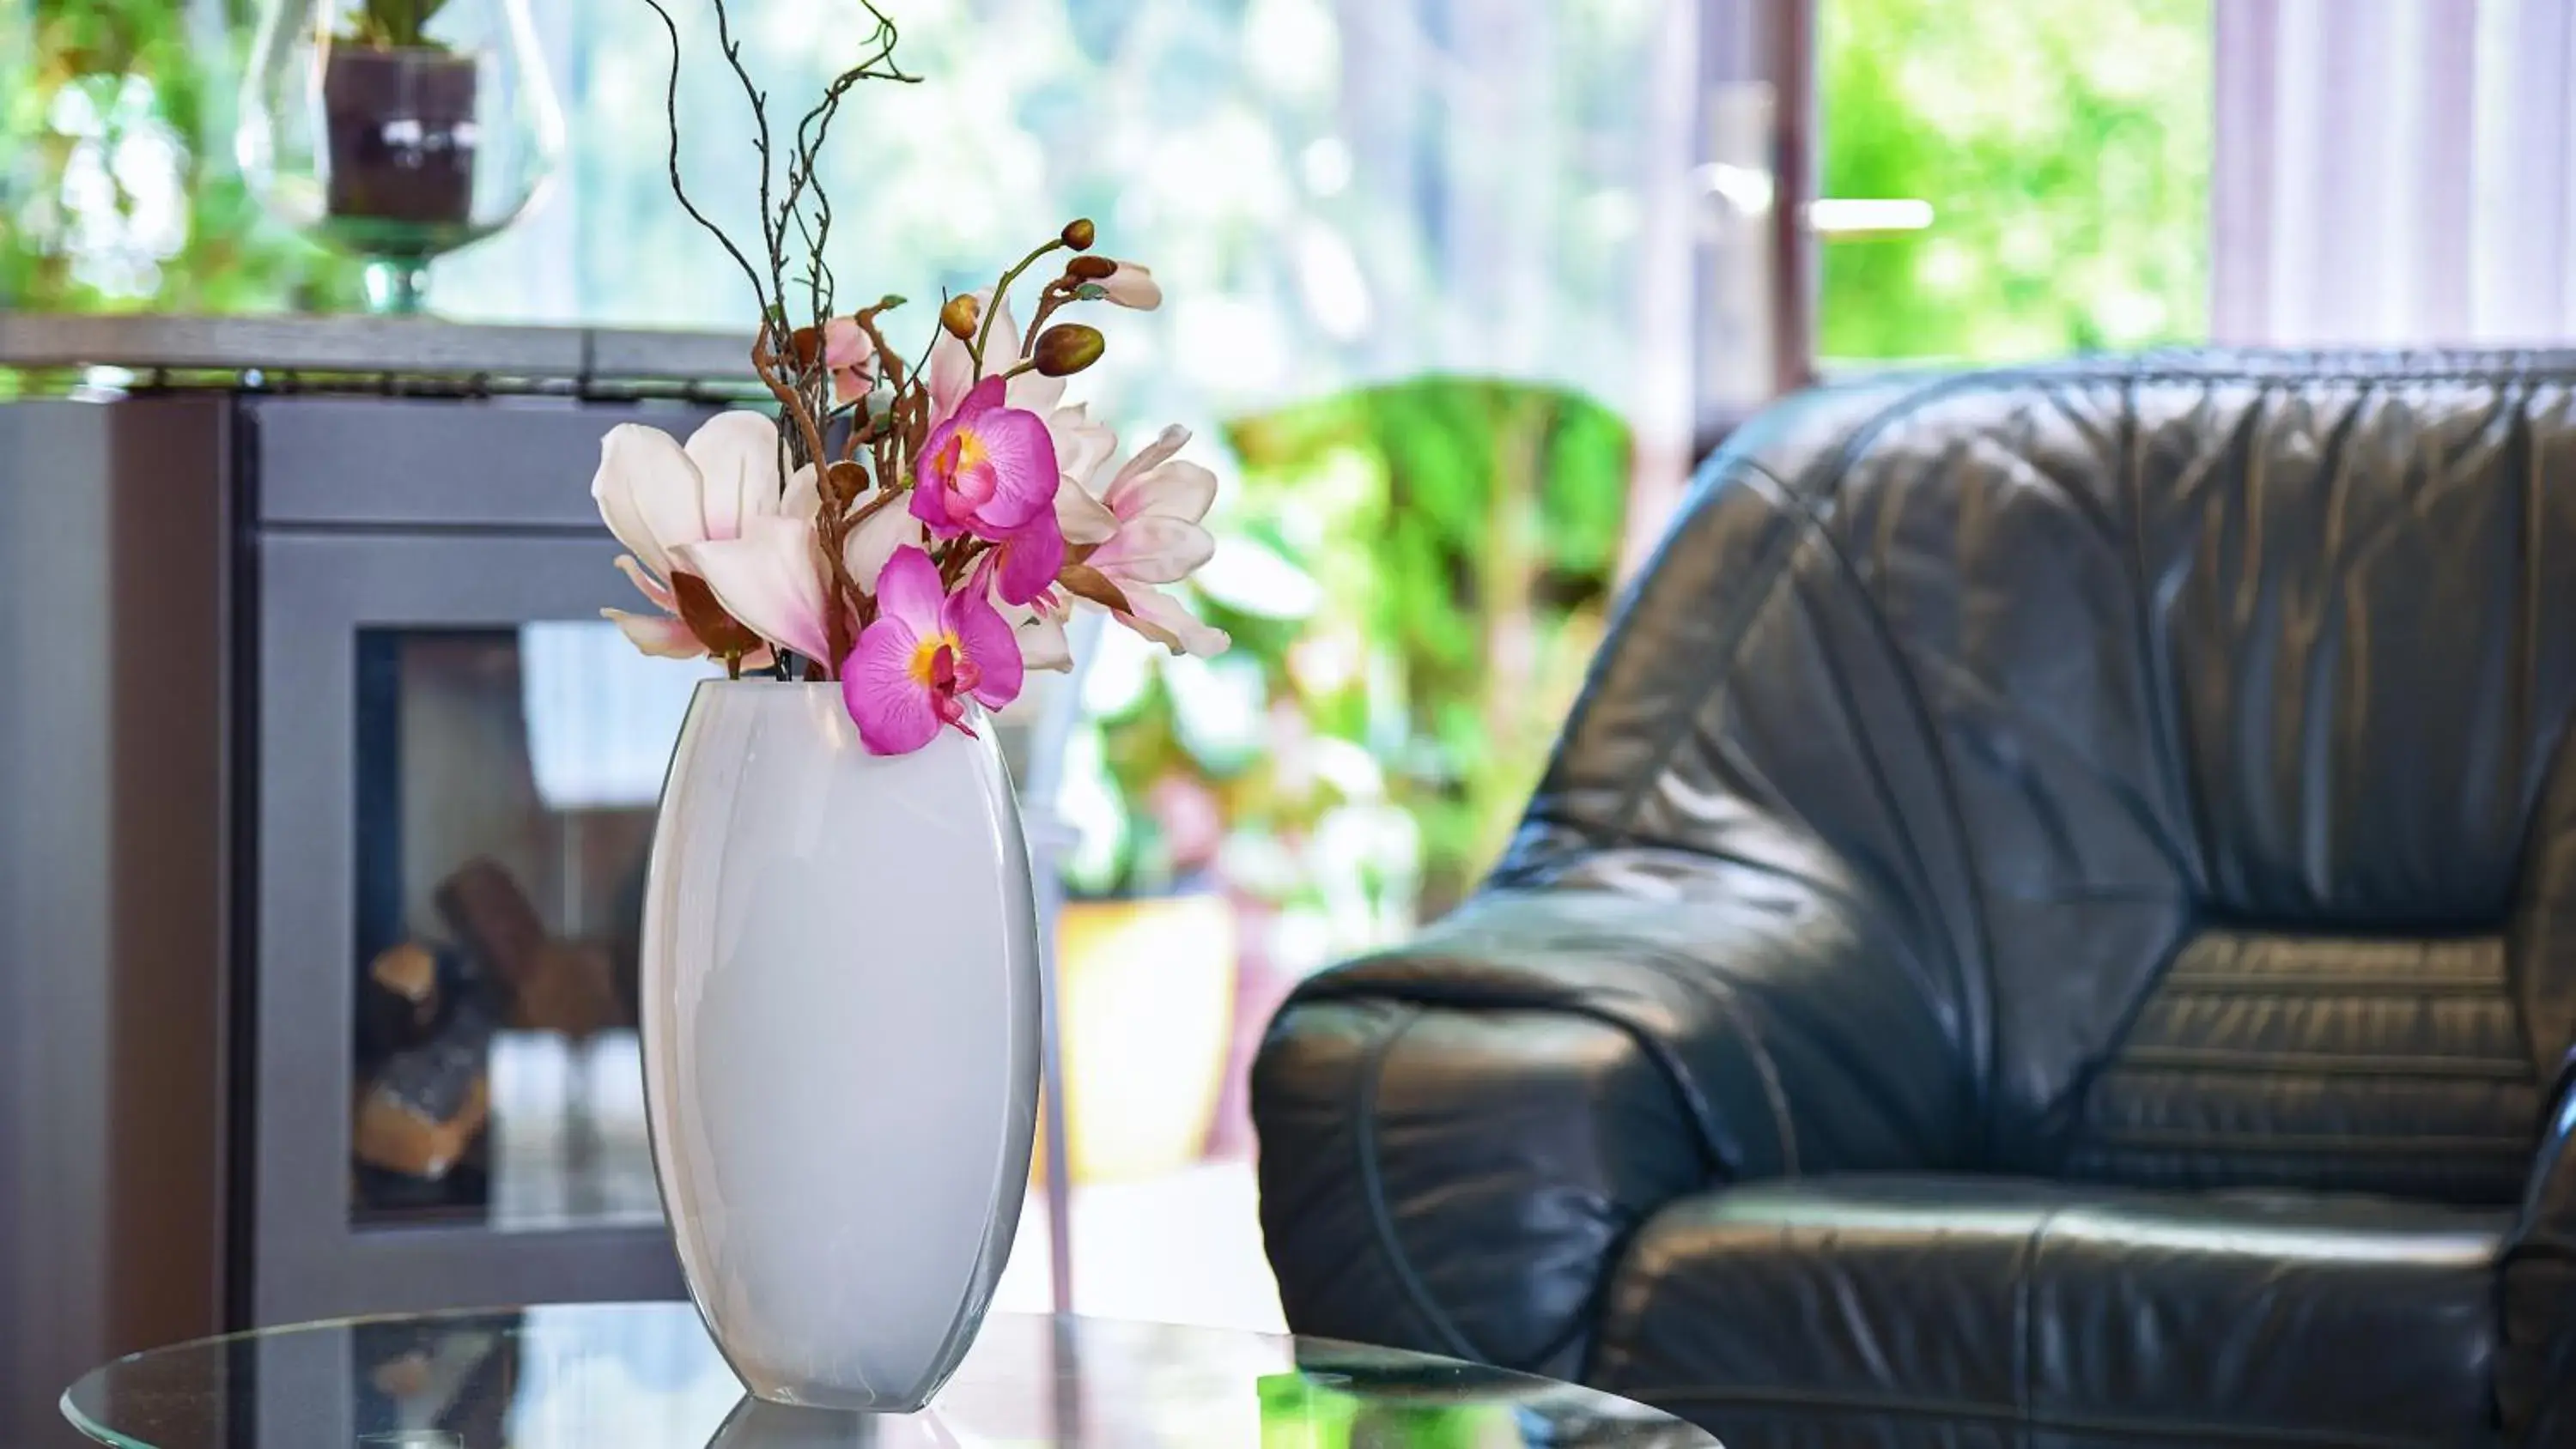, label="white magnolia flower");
[592,409,799,663]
